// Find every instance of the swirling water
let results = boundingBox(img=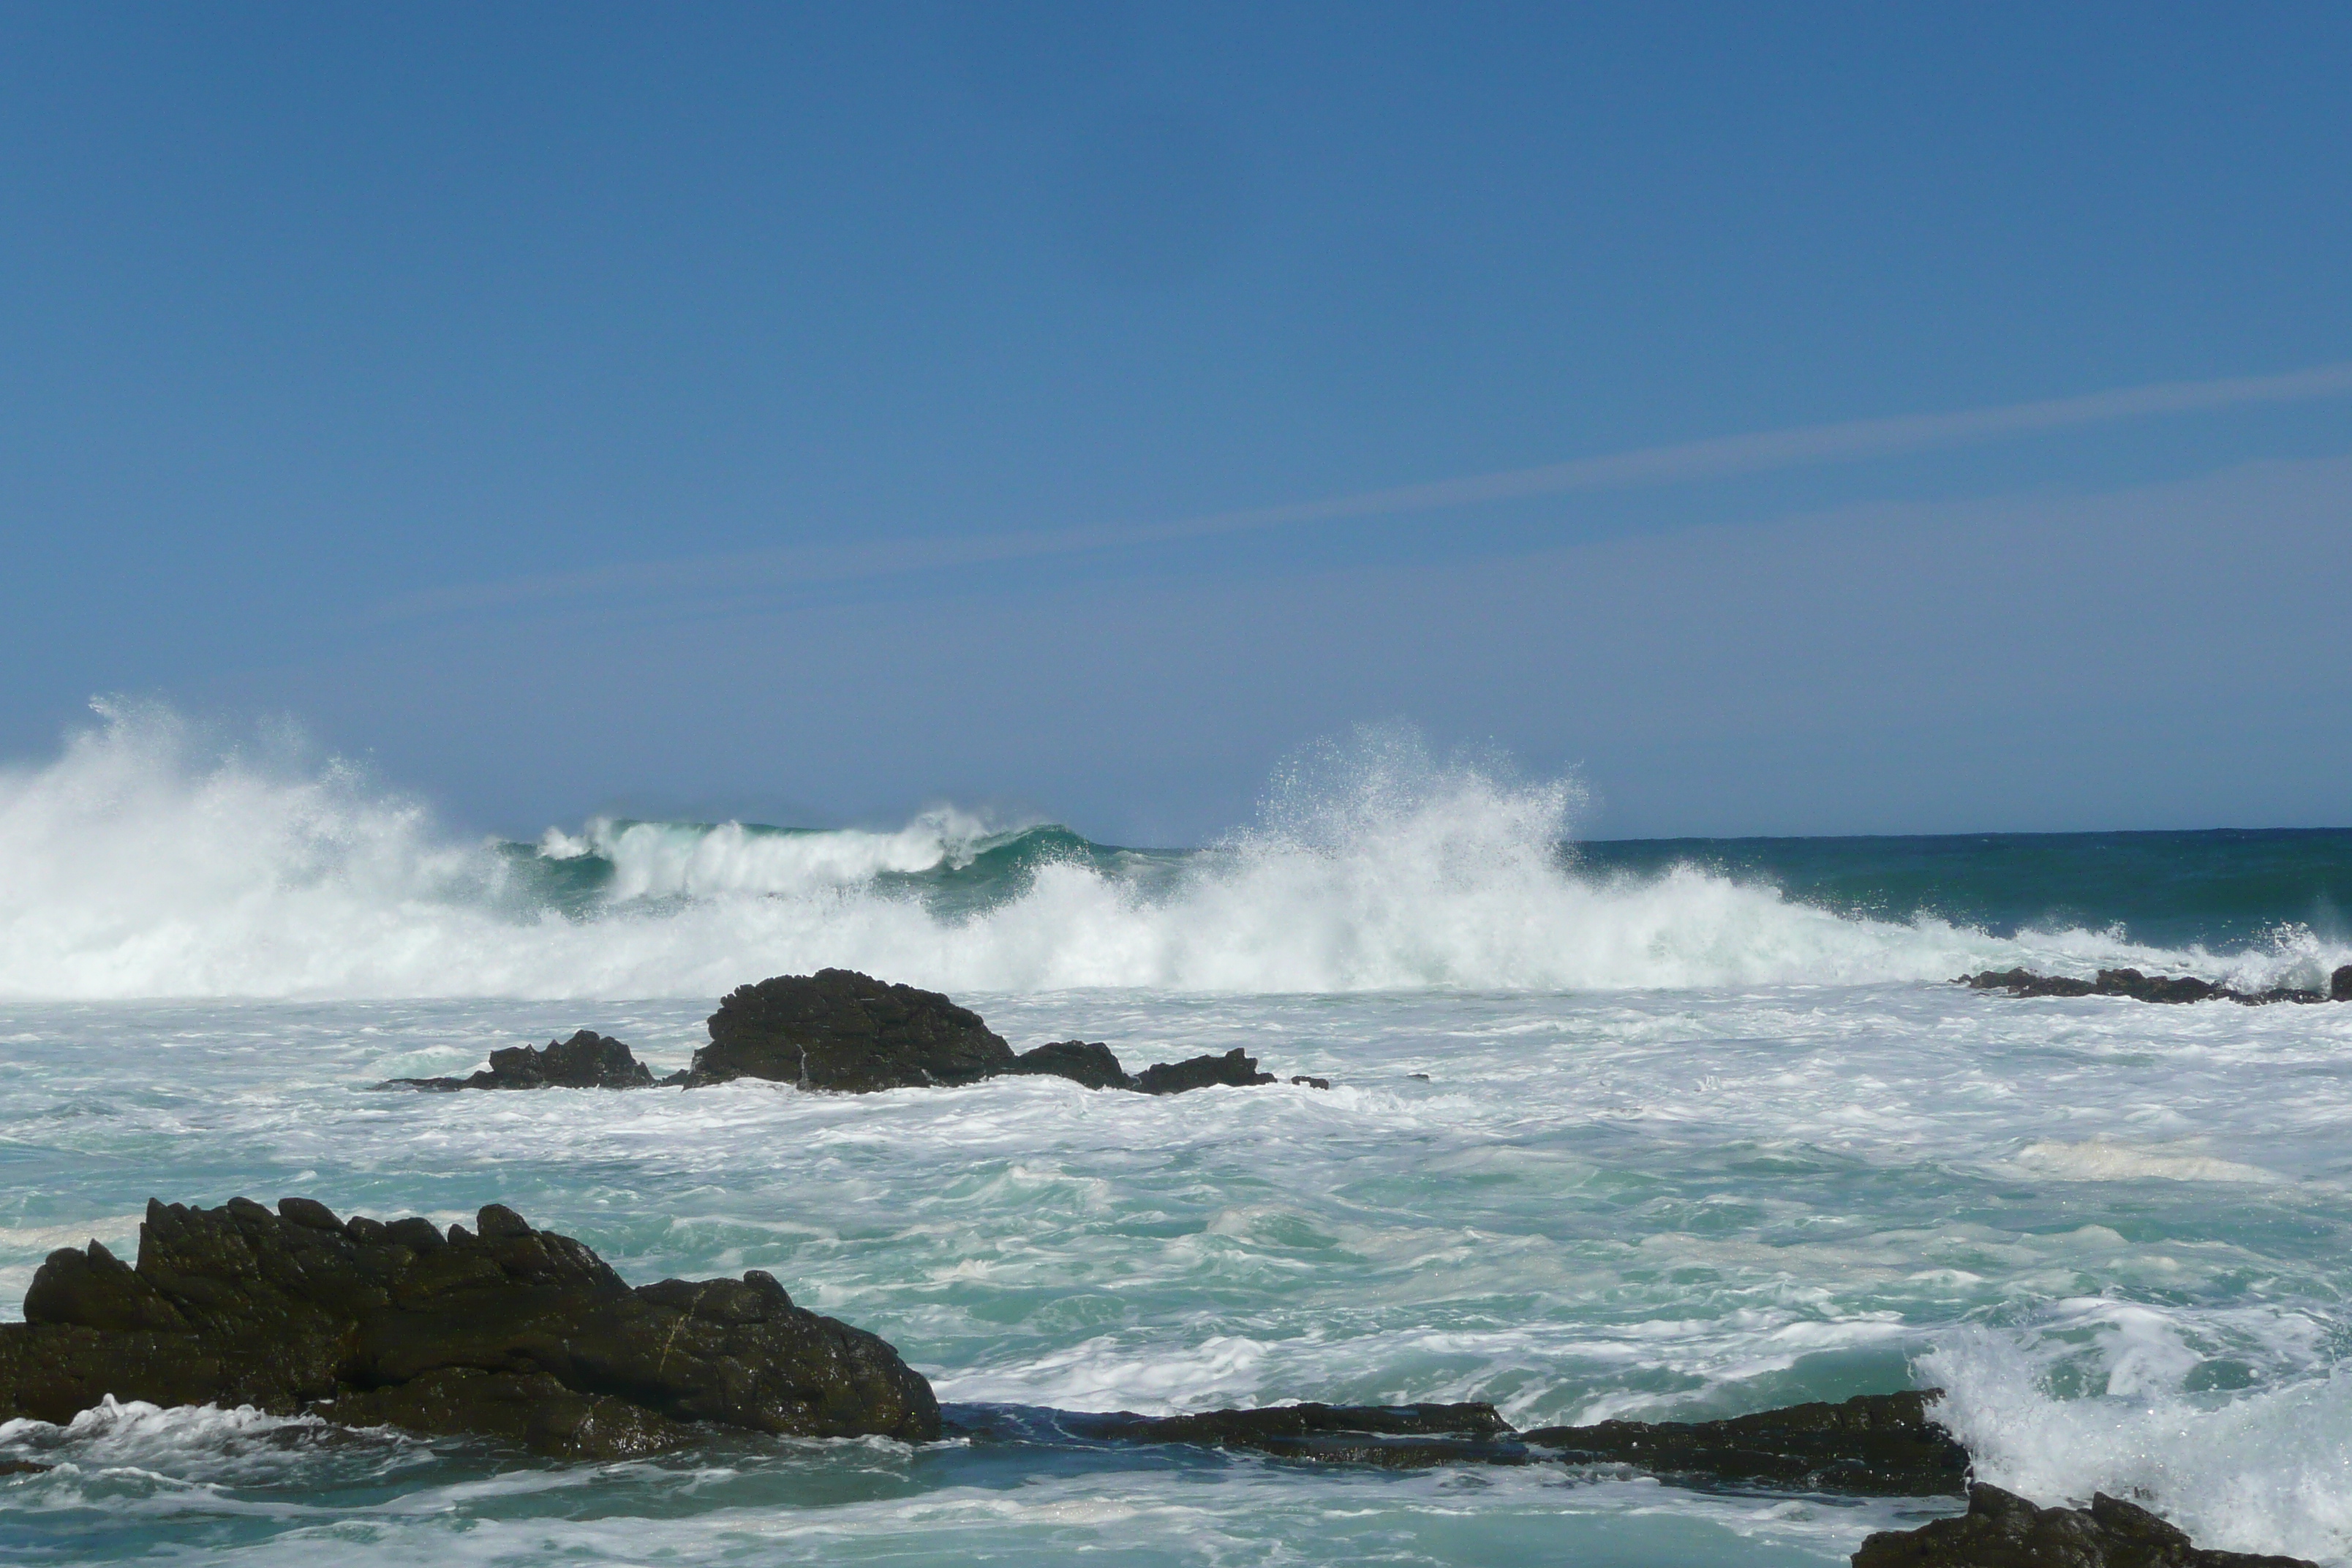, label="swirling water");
[0,708,2348,1564]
